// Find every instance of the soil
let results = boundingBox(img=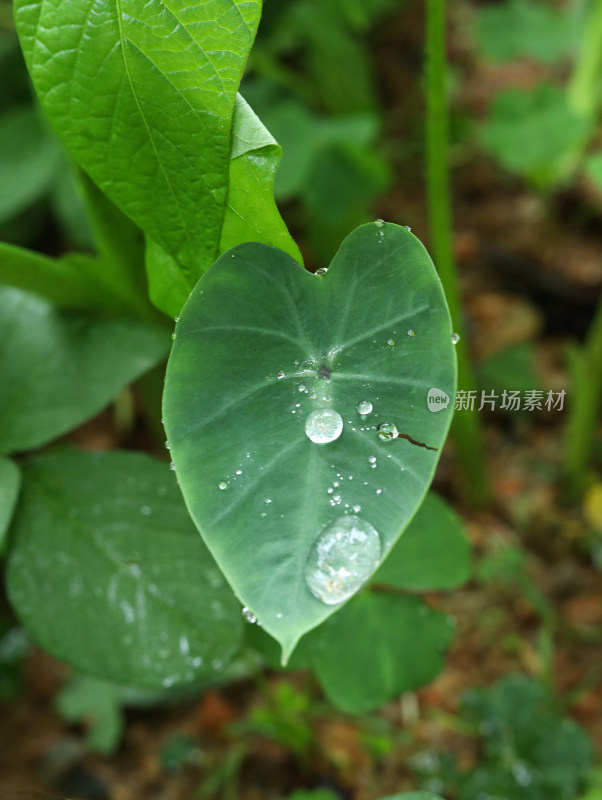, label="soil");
[1,1,602,798]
